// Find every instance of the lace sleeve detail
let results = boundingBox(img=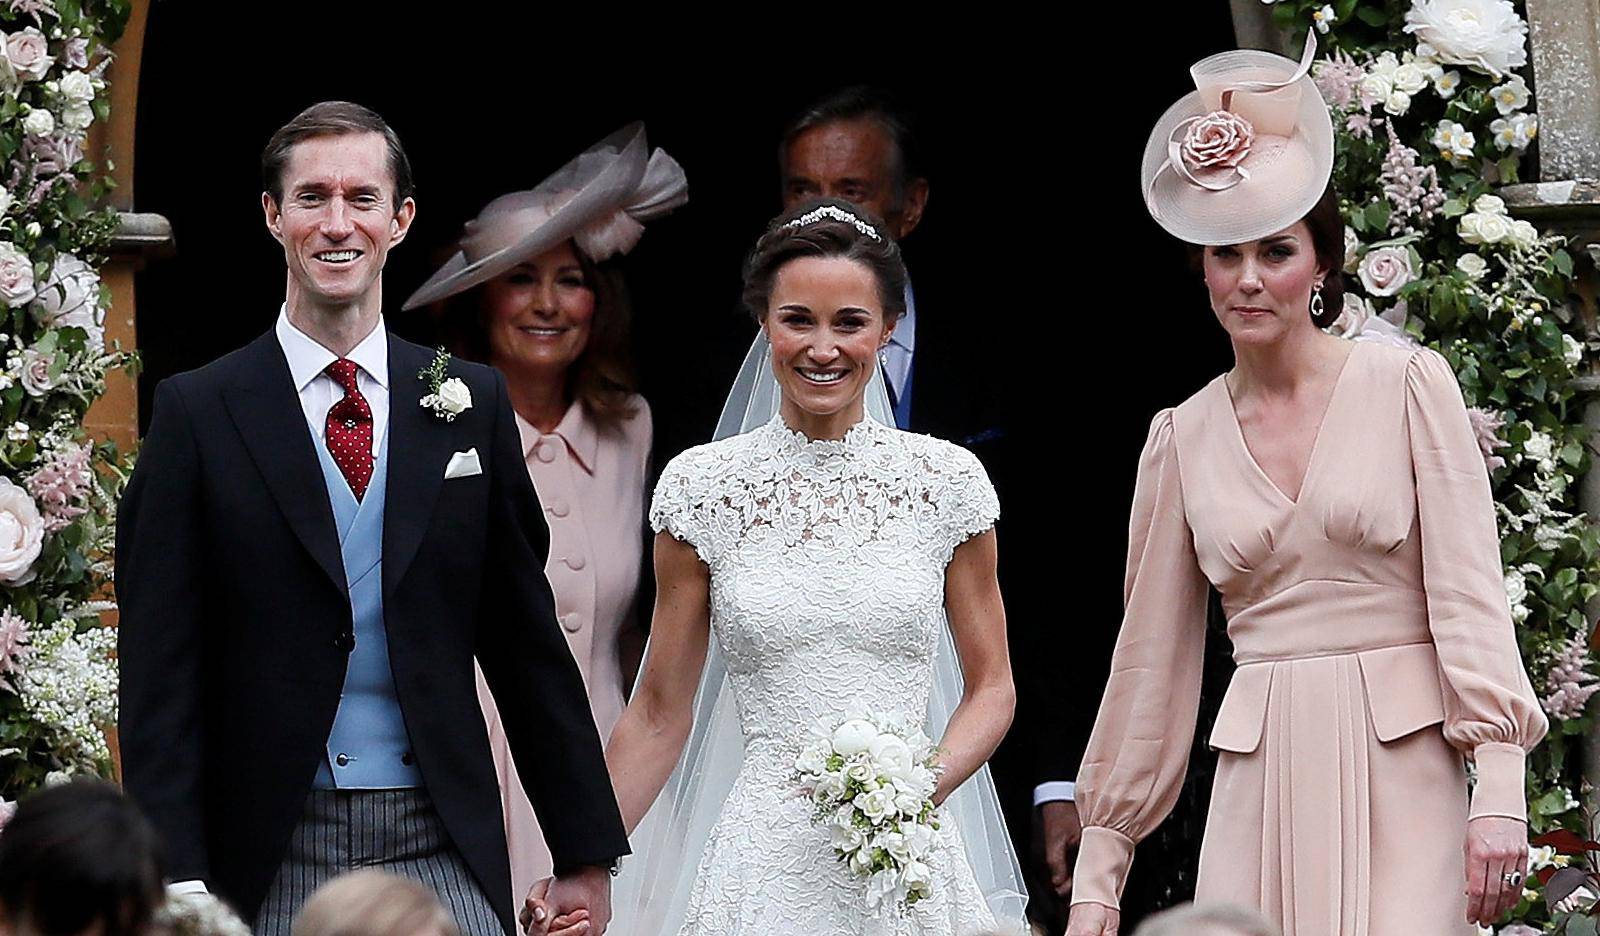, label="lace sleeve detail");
[931,442,1000,563]
[649,449,718,566]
